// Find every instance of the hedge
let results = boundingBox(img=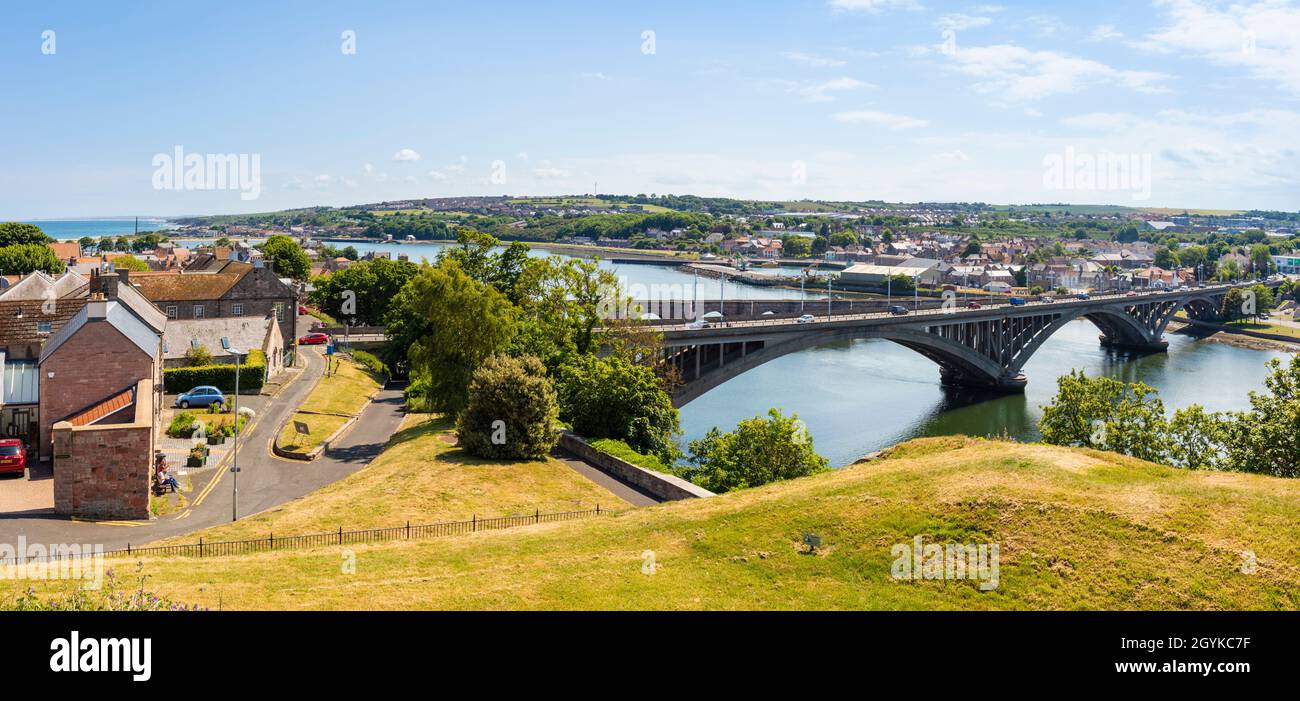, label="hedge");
[164,349,267,394]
